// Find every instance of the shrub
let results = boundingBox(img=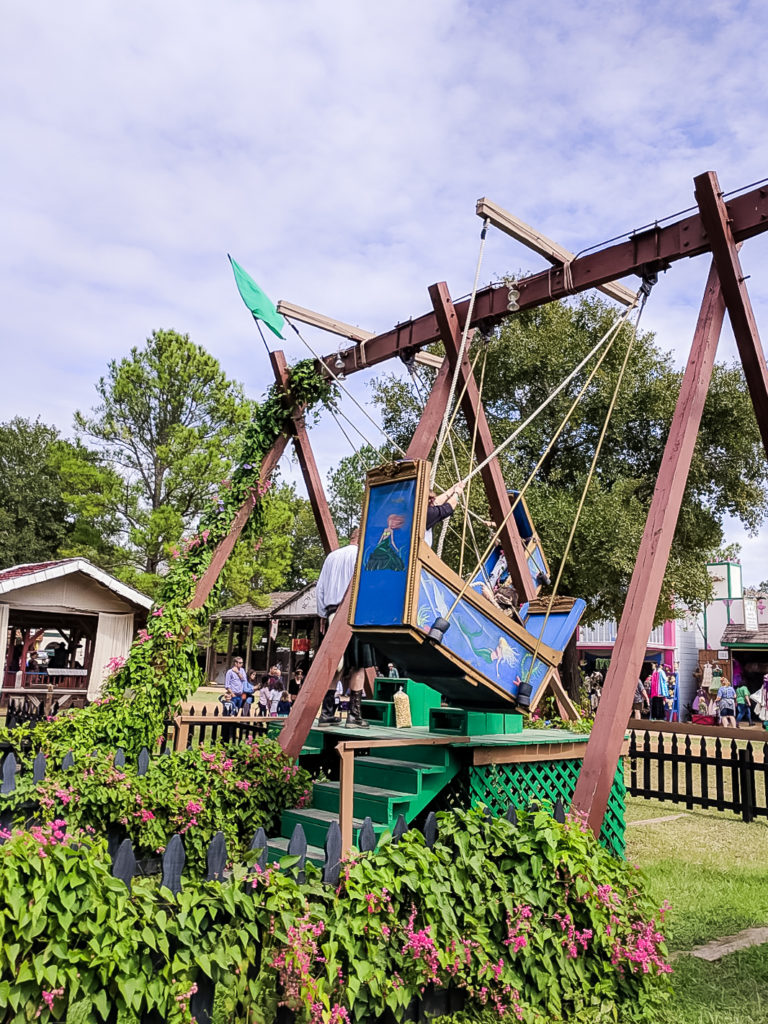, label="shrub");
[0,806,671,1023]
[1,739,311,877]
